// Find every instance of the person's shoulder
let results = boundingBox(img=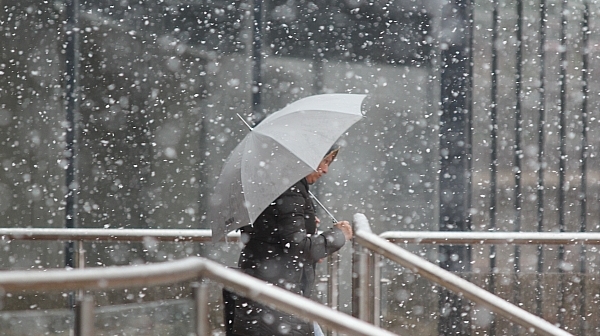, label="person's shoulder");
[289,179,309,194]
[279,179,308,199]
